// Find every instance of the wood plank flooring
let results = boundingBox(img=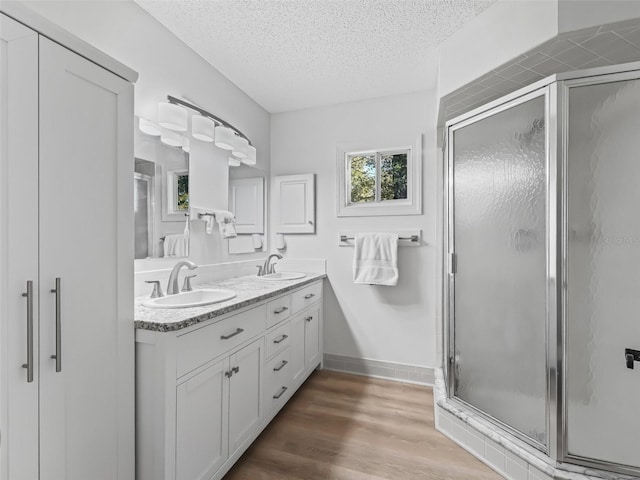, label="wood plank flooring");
[224,370,503,480]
